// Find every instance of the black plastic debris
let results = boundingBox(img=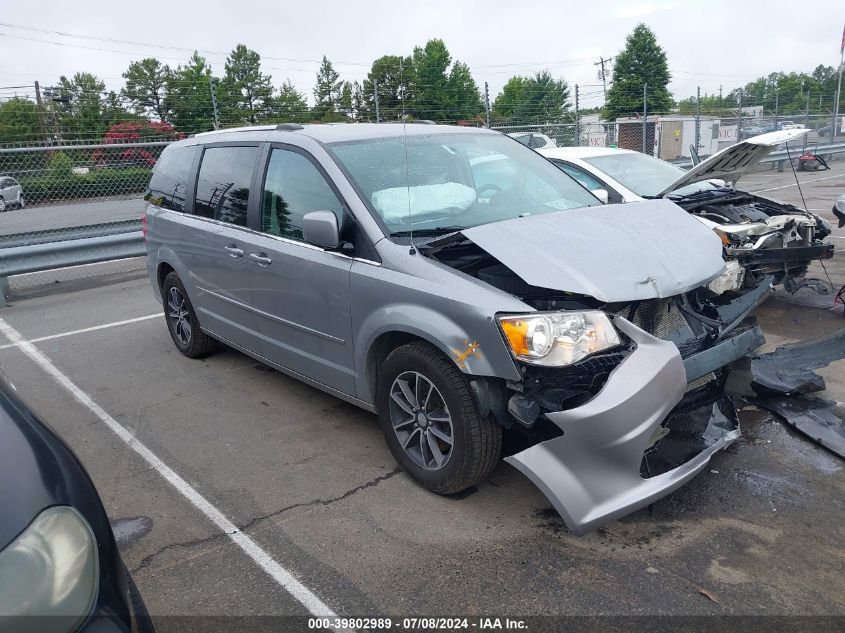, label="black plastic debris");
[750,328,845,396]
[755,396,845,459]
